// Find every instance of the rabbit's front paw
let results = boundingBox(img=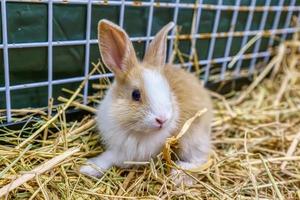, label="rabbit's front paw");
[79,165,102,177]
[170,168,195,186]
